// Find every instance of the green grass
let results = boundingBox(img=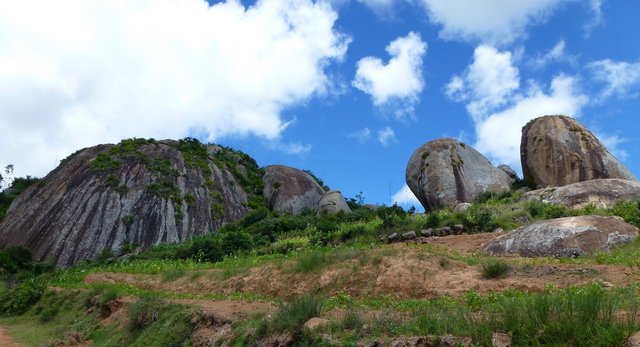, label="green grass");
[481,259,510,279]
